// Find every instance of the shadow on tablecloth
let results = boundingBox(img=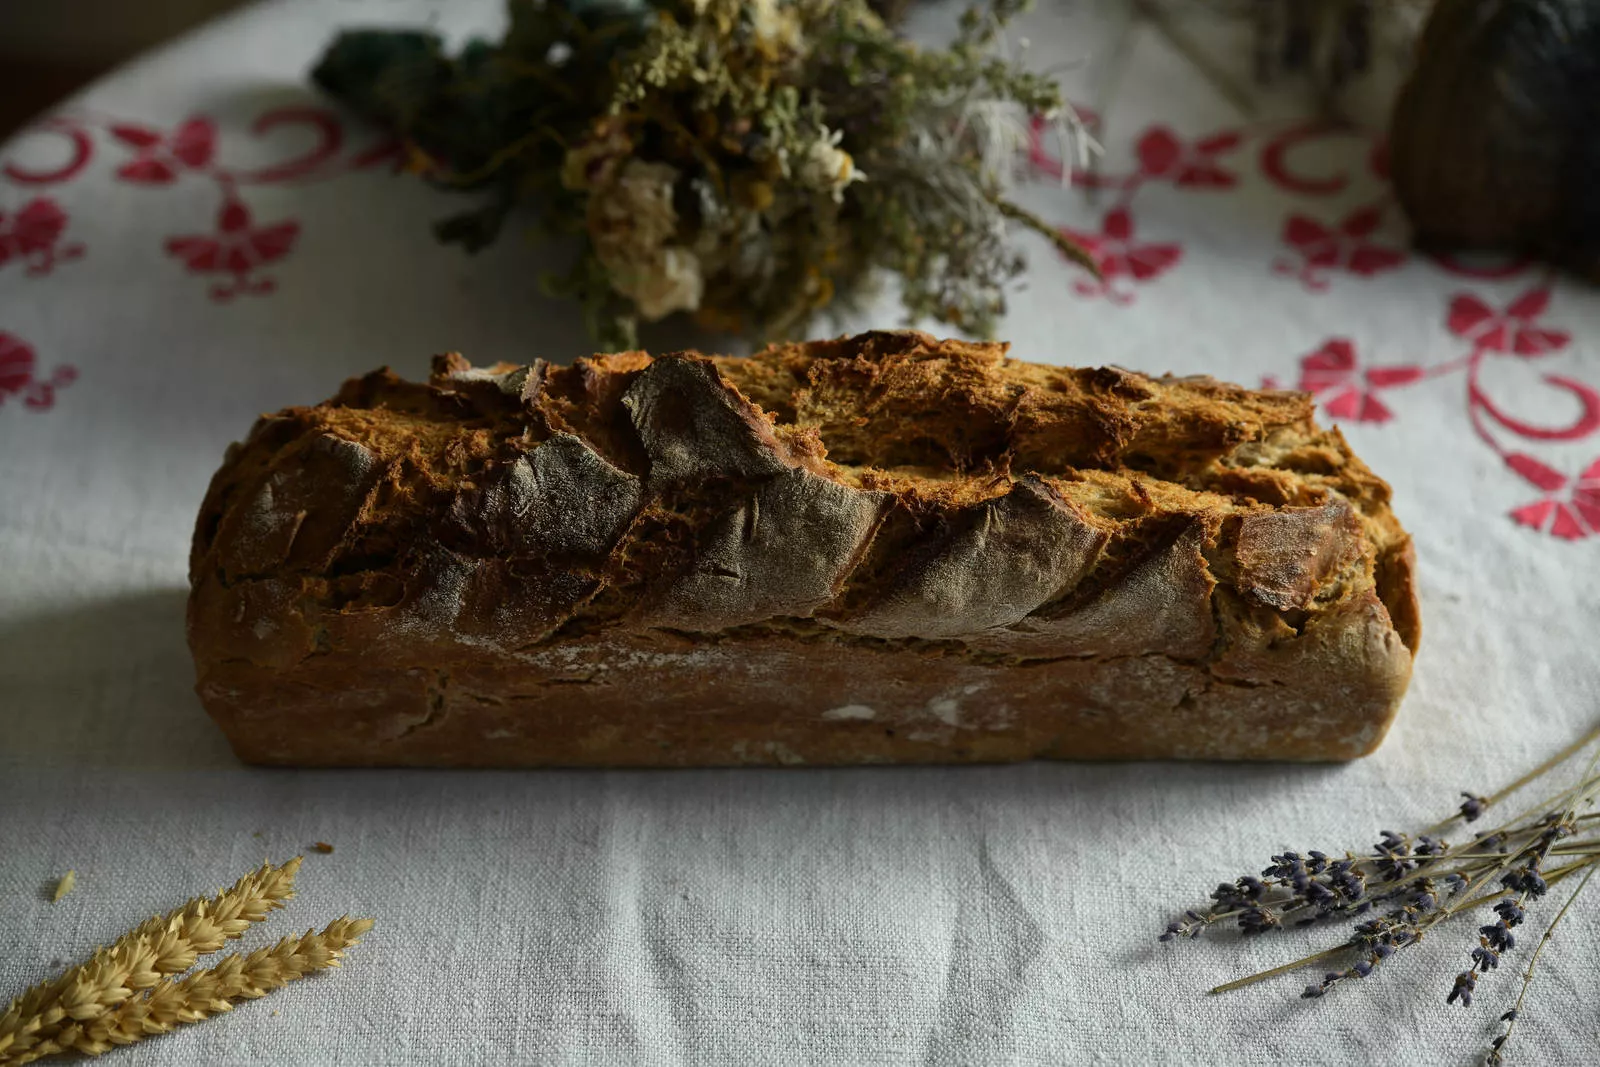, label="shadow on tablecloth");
[0,588,236,770]
[0,589,1363,1064]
